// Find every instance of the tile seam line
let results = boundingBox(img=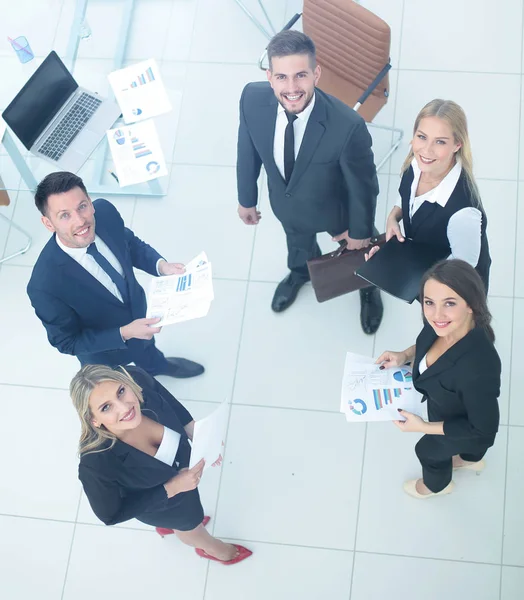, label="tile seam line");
[498,4,524,597]
[199,162,263,595]
[0,511,514,568]
[60,488,82,600]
